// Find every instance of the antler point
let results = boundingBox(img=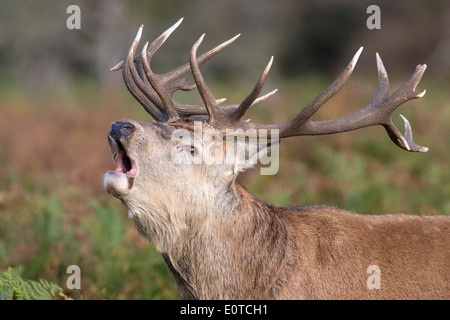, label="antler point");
[417,89,426,98]
[110,60,124,71]
[138,25,144,35]
[351,47,363,67]
[132,25,143,46]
